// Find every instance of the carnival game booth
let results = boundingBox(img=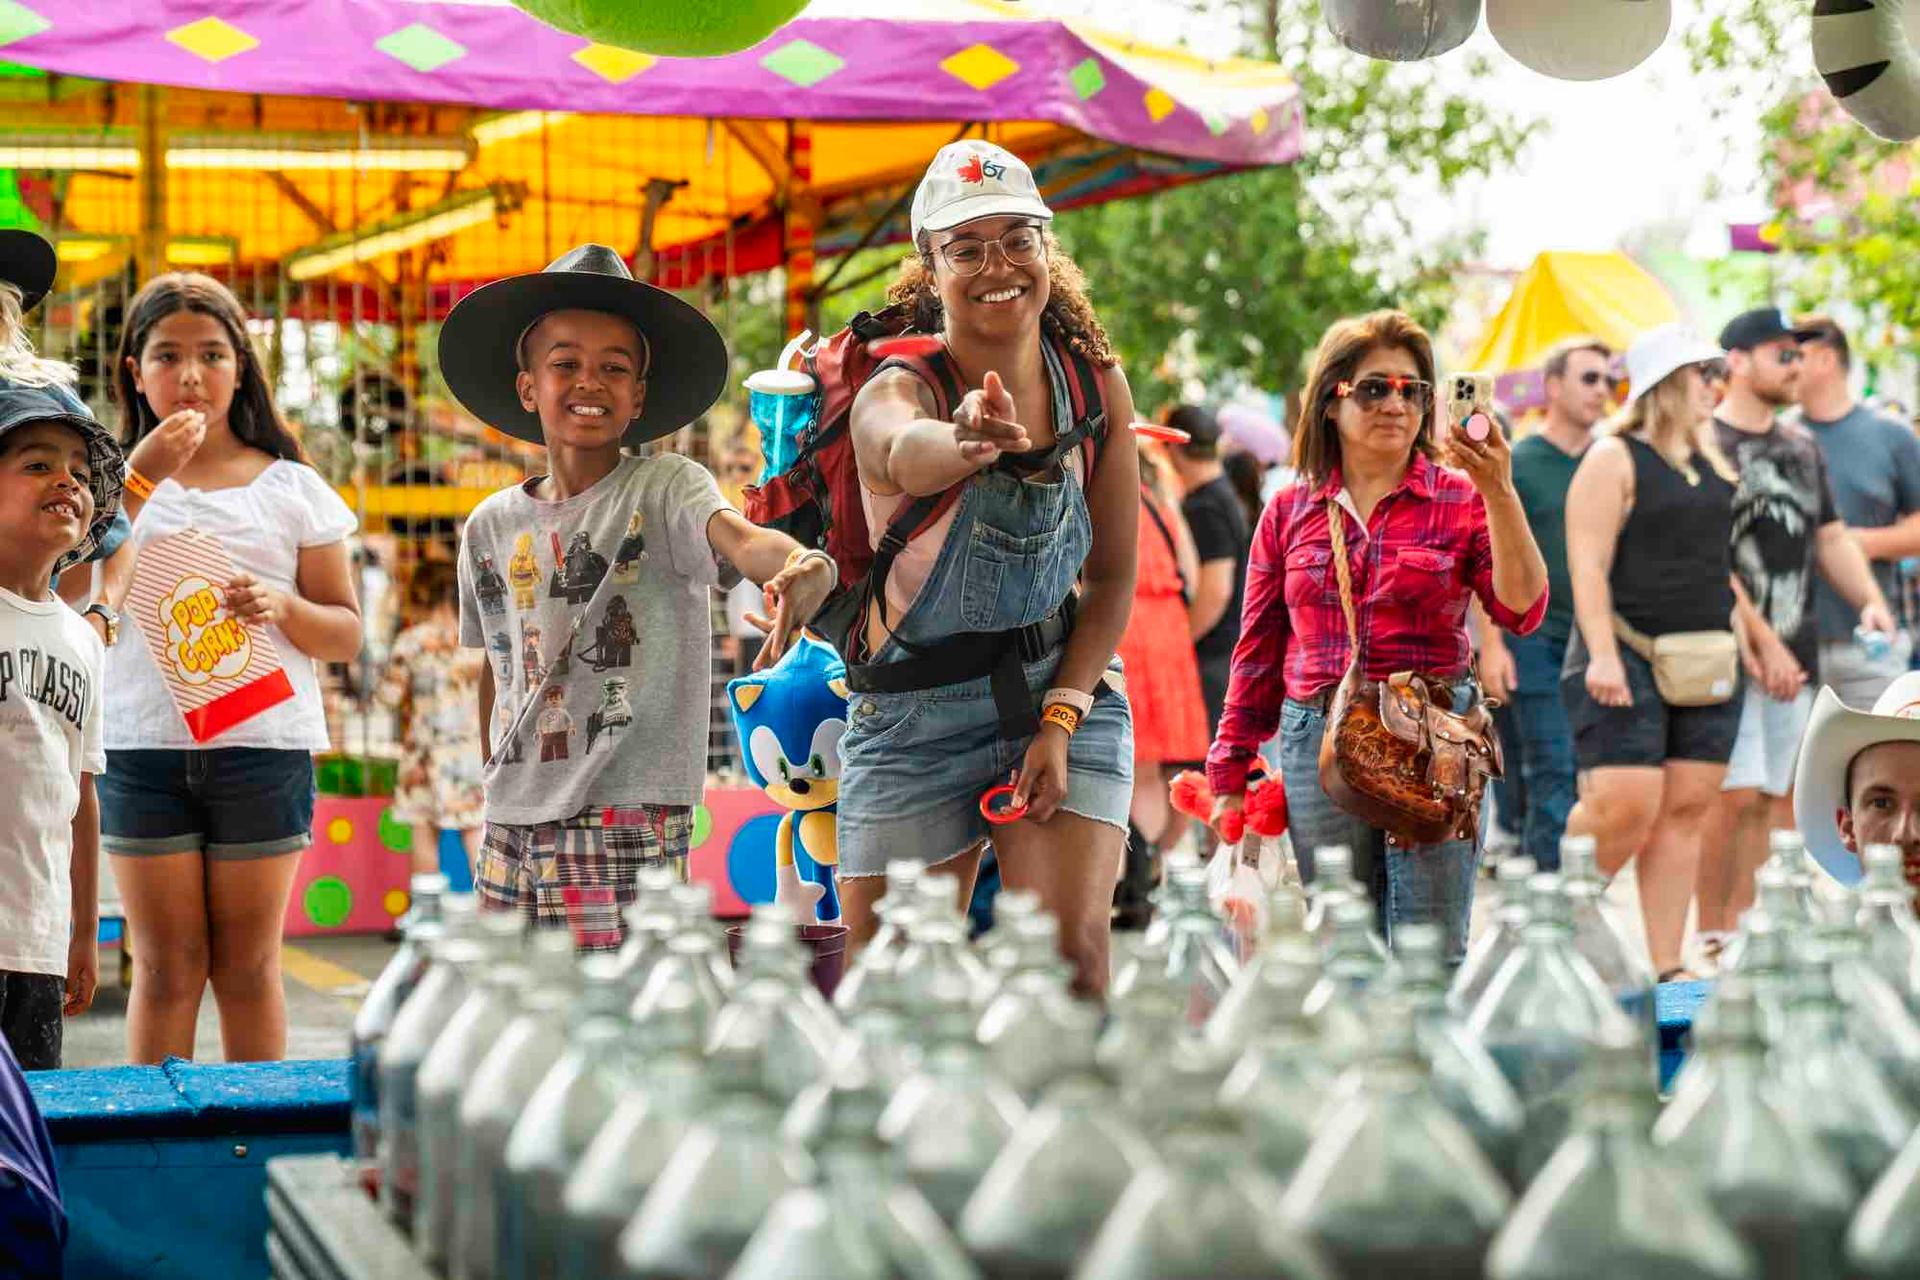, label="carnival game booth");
[0,2,1304,1273]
